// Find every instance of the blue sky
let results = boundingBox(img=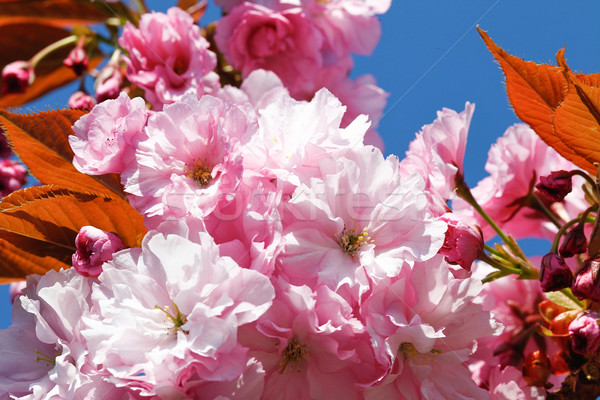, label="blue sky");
[1,0,600,328]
